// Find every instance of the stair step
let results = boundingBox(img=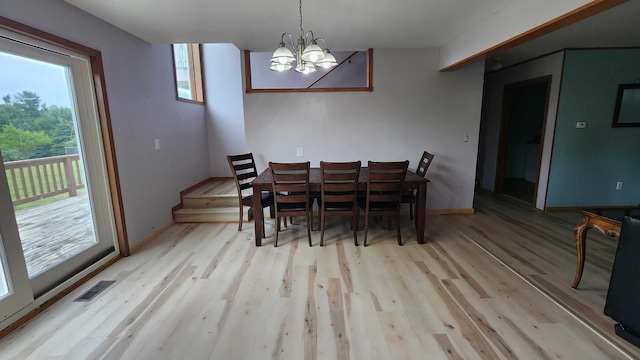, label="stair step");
[174,207,248,223]
[182,194,238,208]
